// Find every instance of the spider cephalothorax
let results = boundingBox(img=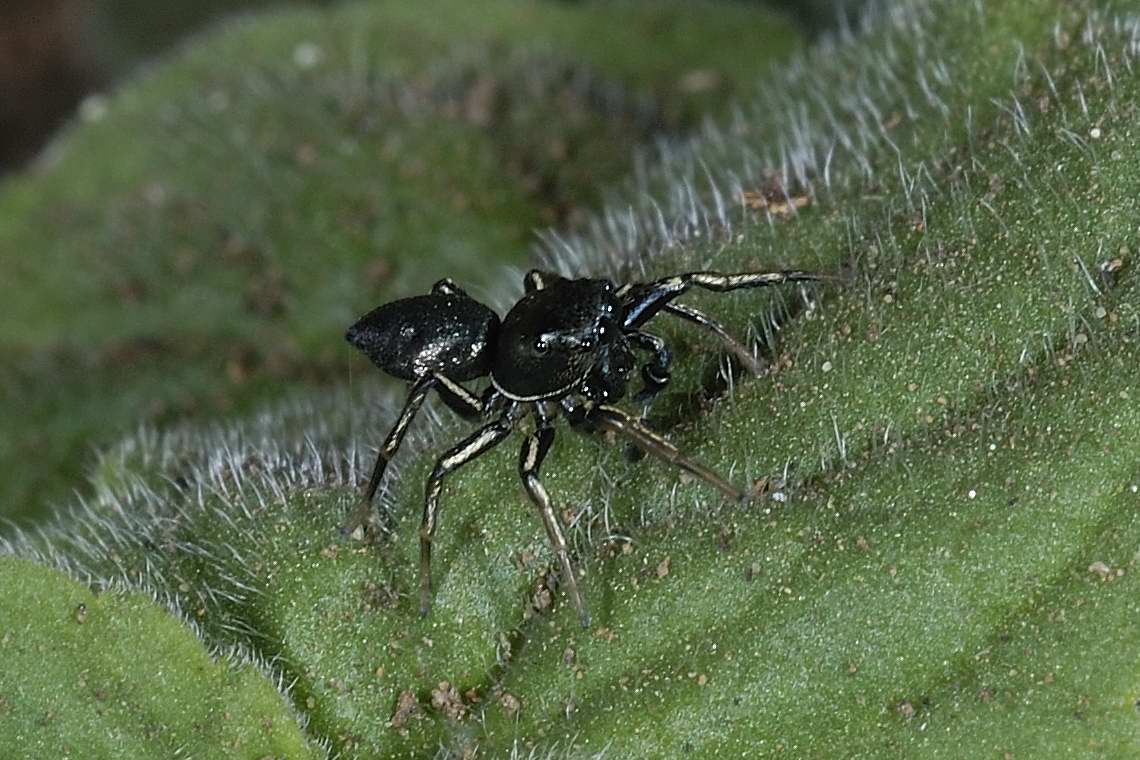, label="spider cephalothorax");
[347,267,828,626]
